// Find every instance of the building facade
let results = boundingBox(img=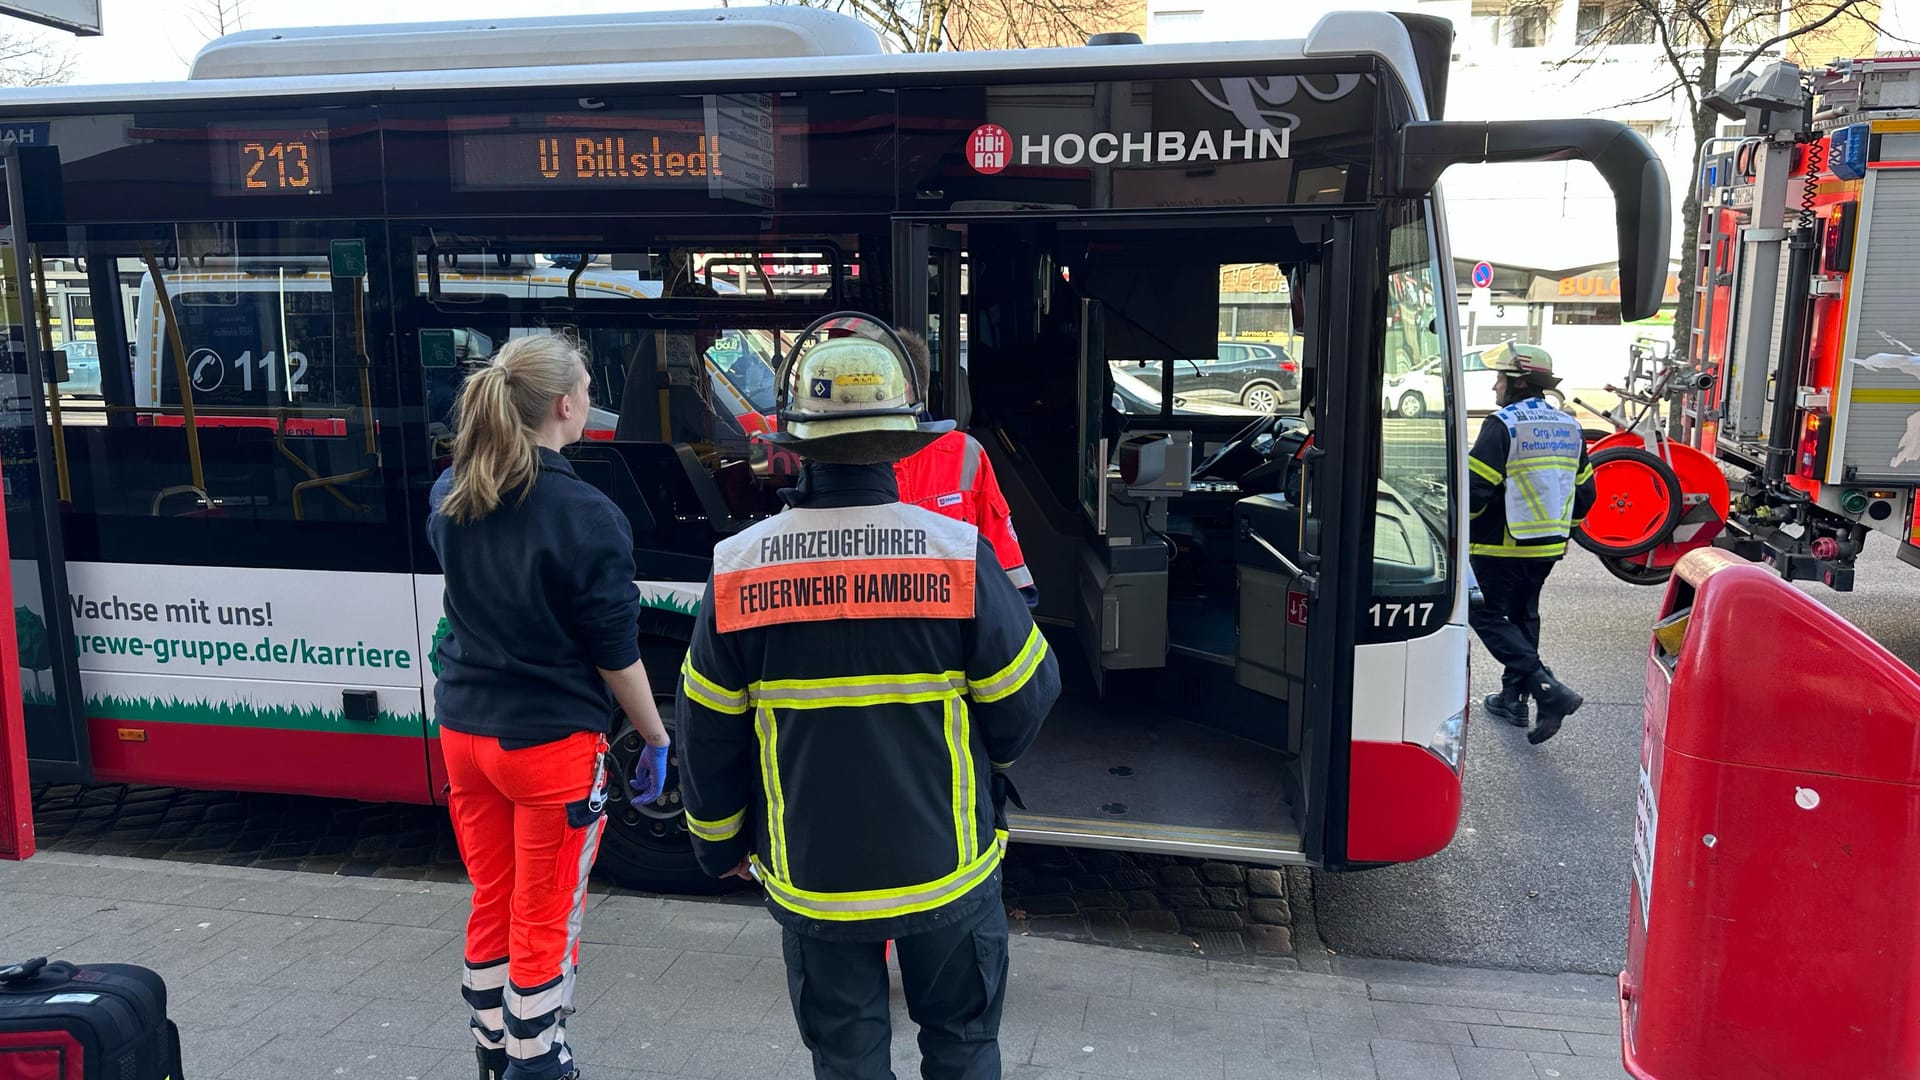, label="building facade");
[1145,0,1880,391]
